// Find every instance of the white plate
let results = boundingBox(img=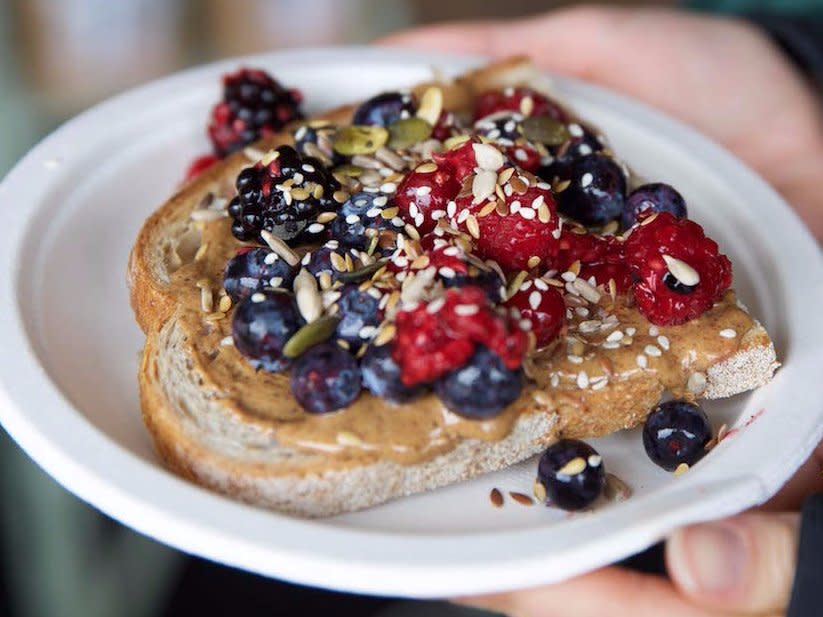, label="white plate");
[1,47,822,598]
